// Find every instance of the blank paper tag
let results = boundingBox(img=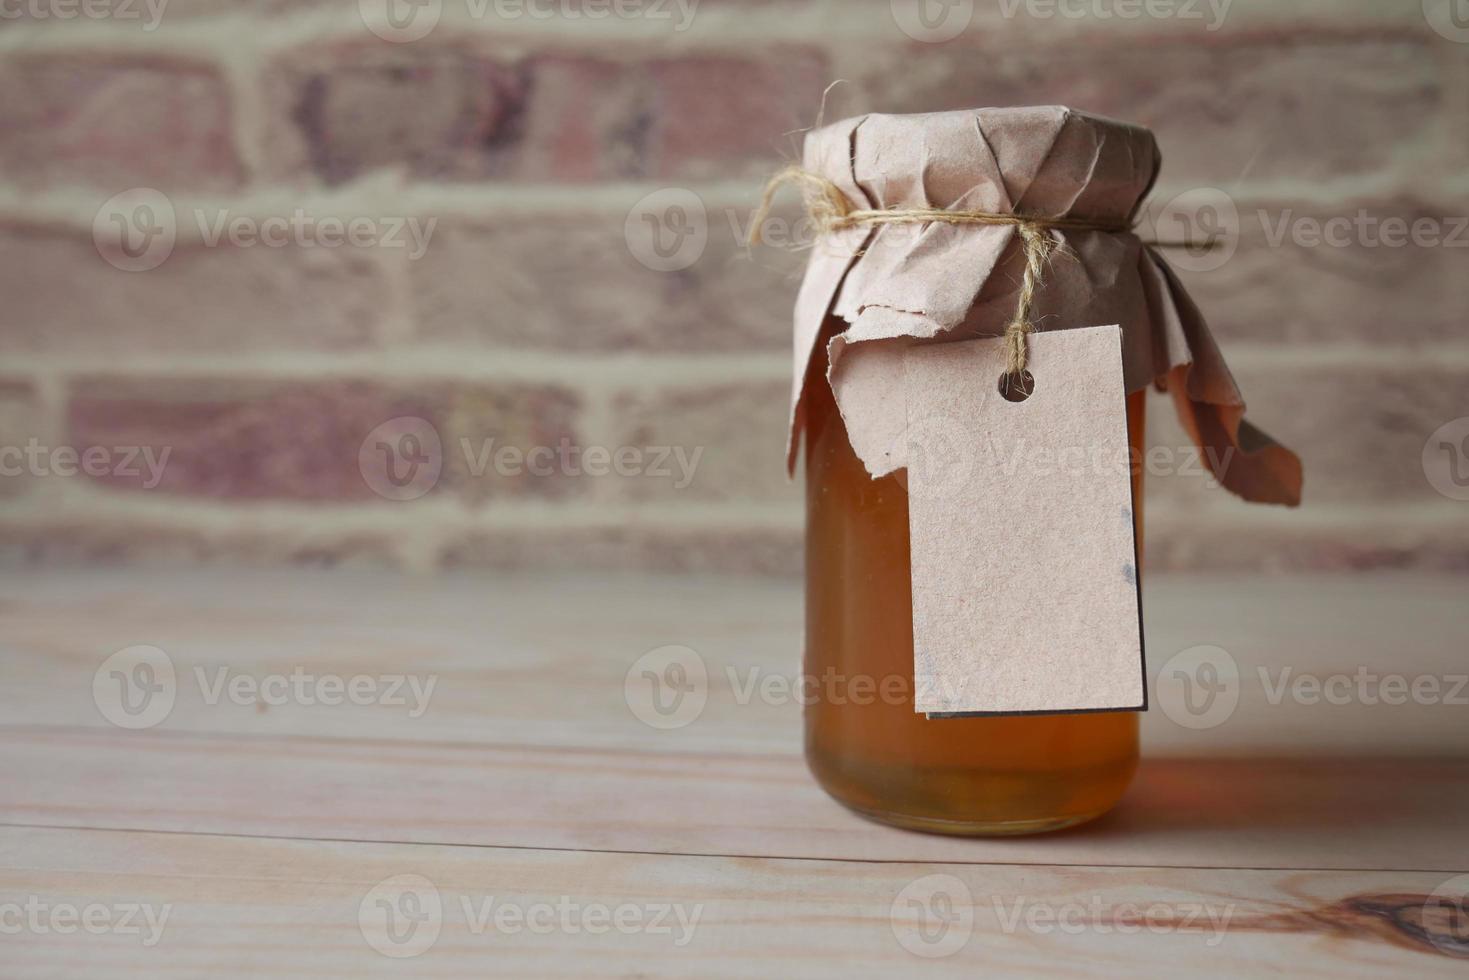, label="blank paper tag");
[903,324,1145,716]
